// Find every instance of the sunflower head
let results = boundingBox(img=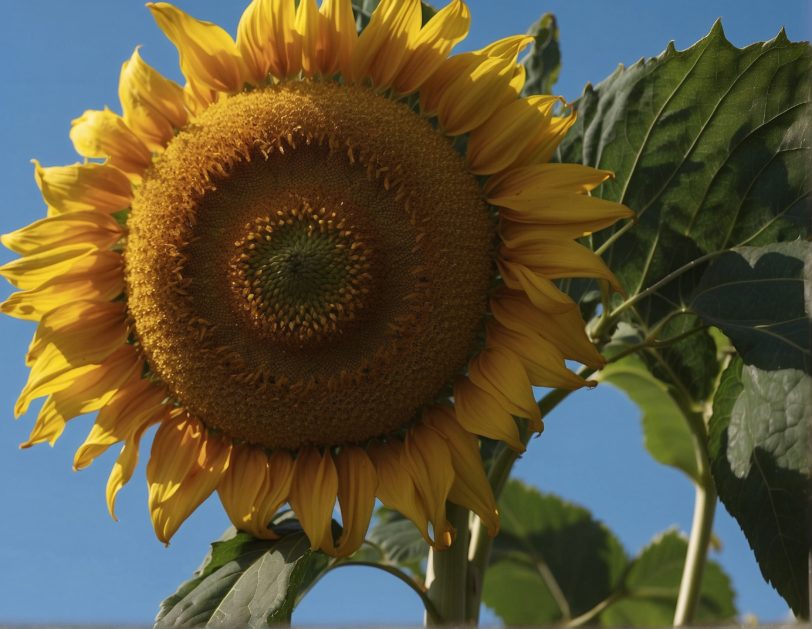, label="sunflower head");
[0,0,632,556]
